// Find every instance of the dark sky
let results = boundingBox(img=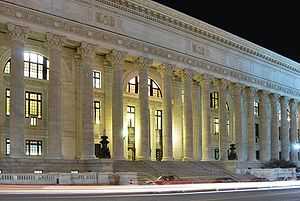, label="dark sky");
[152,0,300,63]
